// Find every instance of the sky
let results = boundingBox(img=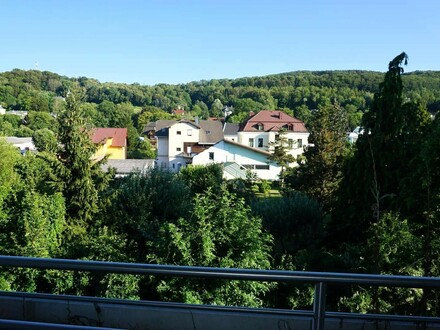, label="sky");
[0,0,438,85]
